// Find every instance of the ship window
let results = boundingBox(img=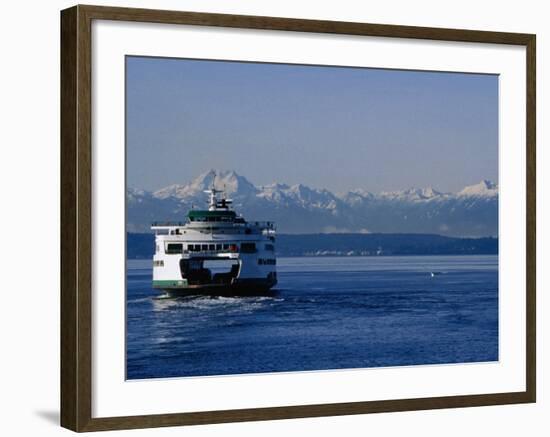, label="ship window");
[265,243,275,251]
[165,243,183,254]
[201,244,208,251]
[241,243,256,253]
[216,244,222,250]
[209,244,215,251]
[153,260,164,267]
